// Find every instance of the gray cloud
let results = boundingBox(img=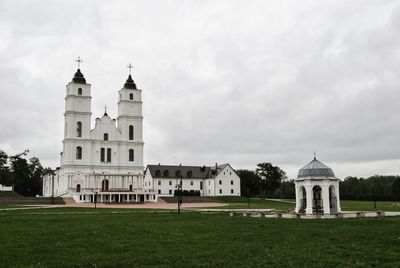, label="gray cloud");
[1,0,400,179]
